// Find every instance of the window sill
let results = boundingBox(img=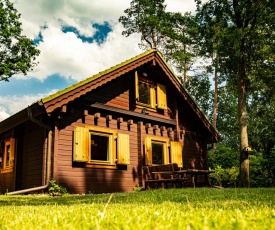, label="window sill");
[1,168,14,174]
[85,163,117,169]
[136,104,157,112]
